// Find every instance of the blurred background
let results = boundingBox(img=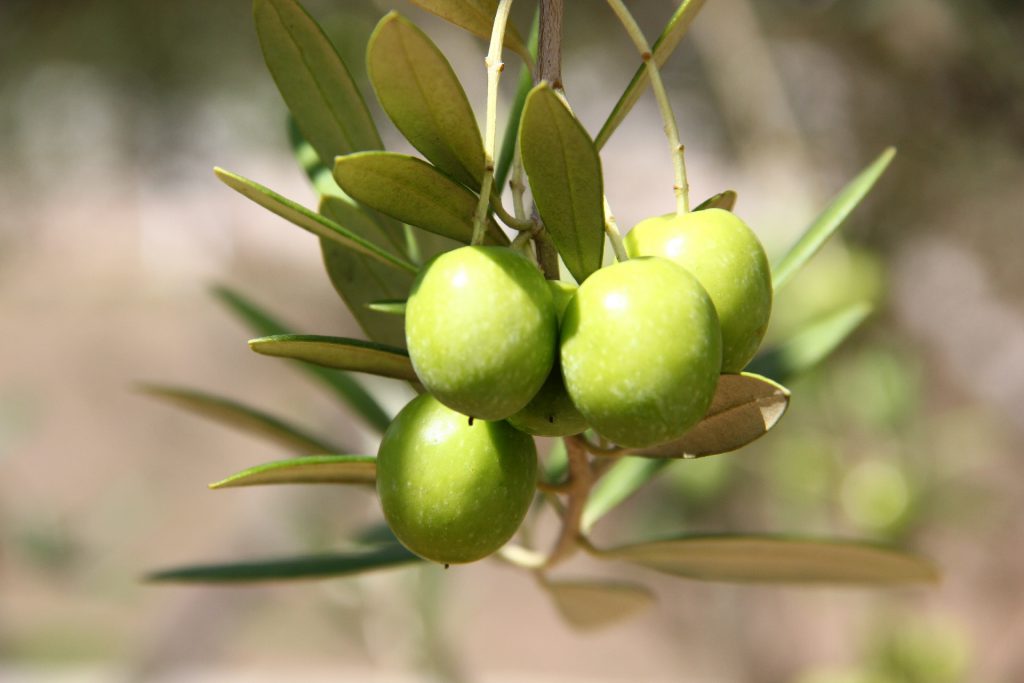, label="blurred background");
[2,0,1023,681]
